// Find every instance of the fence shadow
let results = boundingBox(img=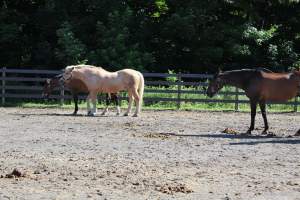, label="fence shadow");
[161,132,300,144]
[229,139,300,145]
[11,112,120,118]
[162,132,279,139]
